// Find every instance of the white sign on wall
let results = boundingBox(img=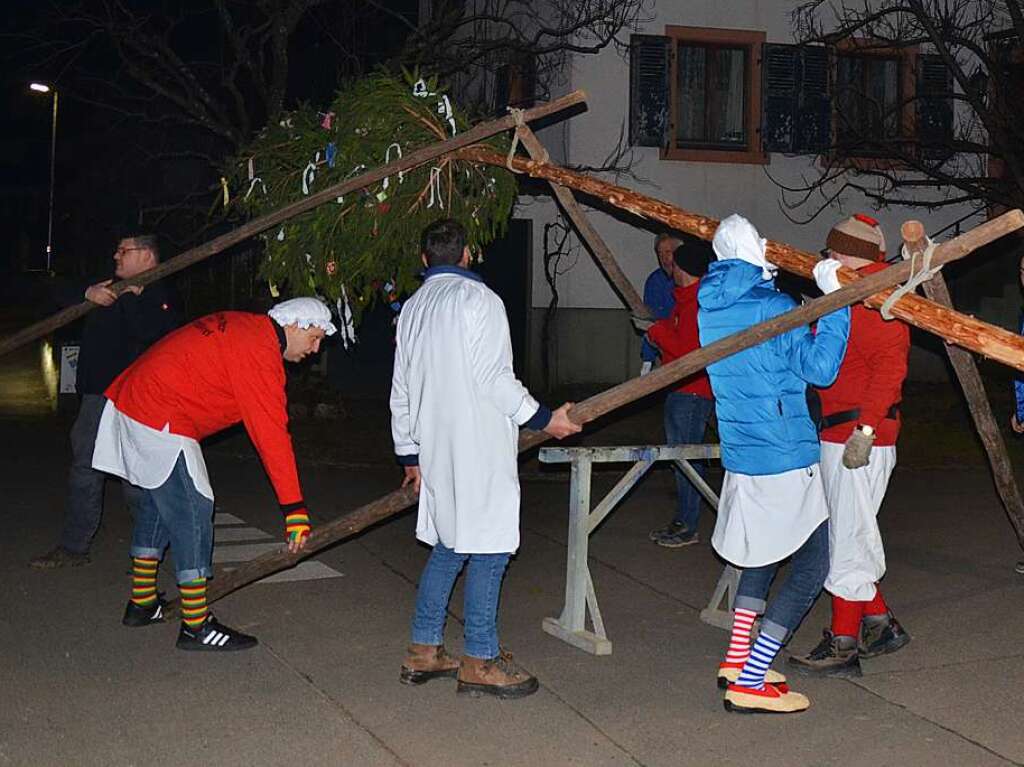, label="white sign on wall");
[59,344,79,394]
